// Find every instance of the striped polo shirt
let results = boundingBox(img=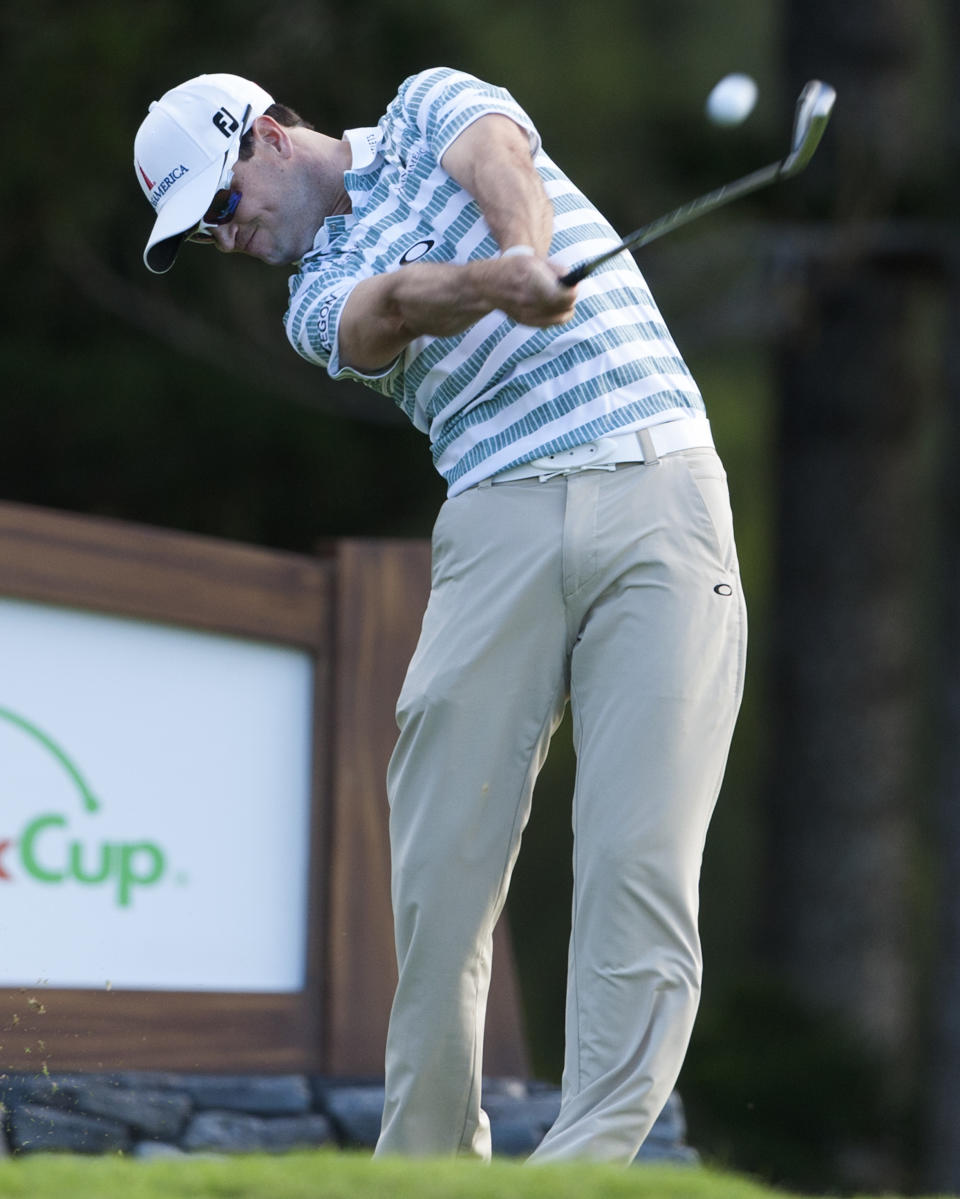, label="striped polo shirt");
[284,67,705,495]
